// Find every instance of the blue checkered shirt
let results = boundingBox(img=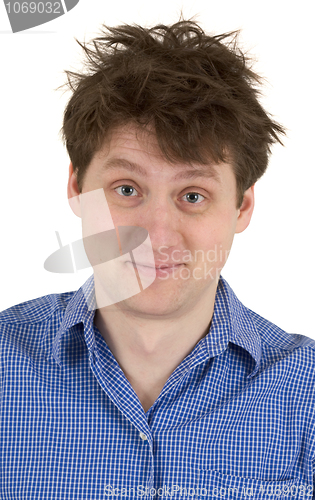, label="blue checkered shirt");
[1,274,315,499]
